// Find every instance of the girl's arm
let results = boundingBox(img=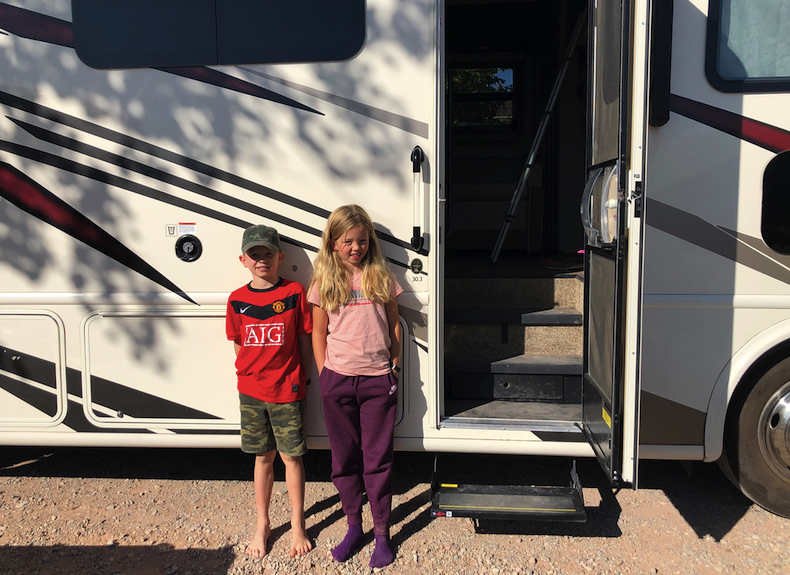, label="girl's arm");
[312,304,329,374]
[385,297,402,373]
